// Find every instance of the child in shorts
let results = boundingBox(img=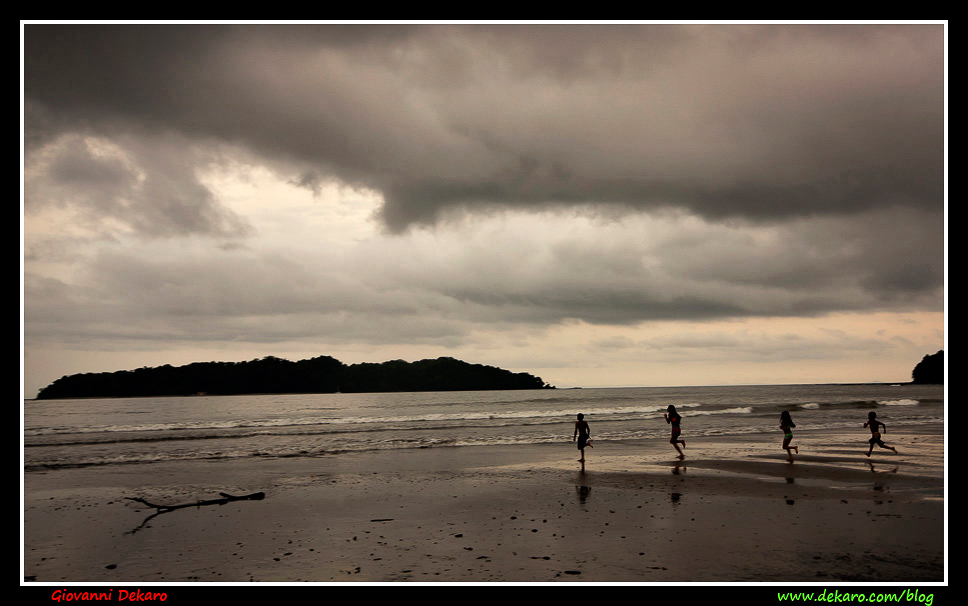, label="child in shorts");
[864,411,897,456]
